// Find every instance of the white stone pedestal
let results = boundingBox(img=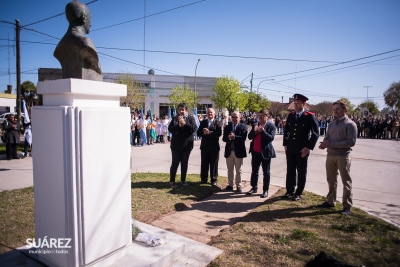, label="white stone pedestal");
[32,79,131,267]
